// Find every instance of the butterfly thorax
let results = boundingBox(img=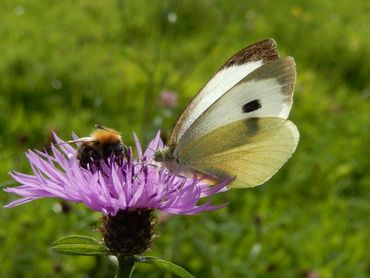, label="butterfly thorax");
[153,146,176,162]
[154,146,197,178]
